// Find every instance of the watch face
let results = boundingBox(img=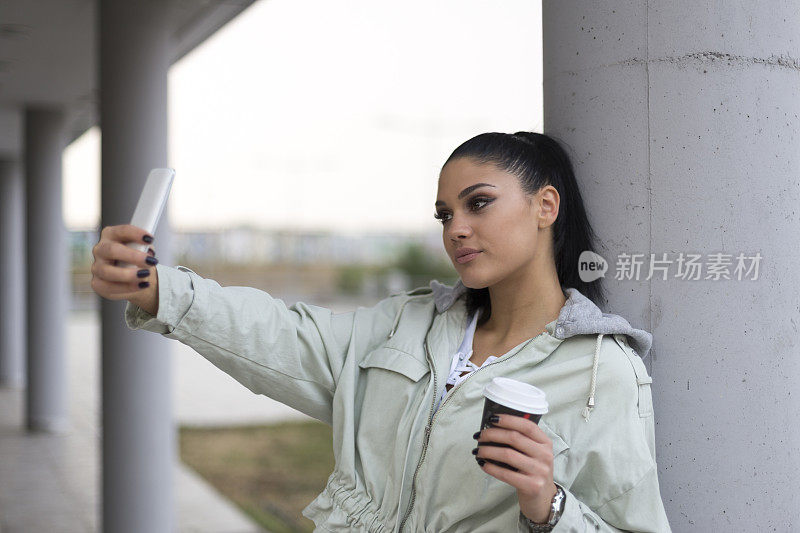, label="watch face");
[549,486,566,524]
